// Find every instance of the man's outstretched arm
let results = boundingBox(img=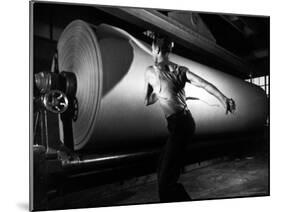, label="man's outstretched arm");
[182,67,236,114]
